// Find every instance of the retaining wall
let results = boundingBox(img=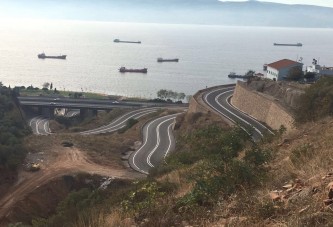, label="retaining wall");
[231,82,294,131]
